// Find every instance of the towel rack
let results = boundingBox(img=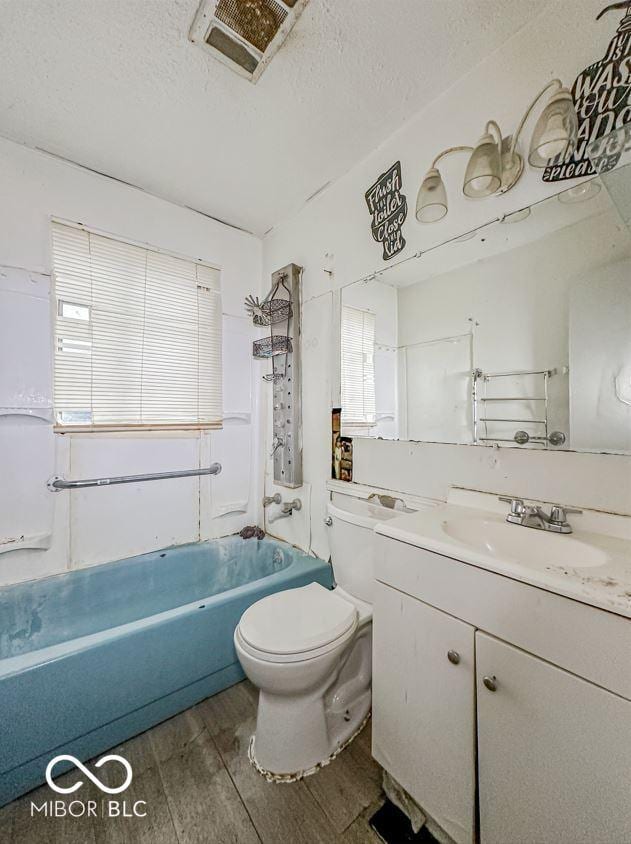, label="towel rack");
[472,368,563,446]
[47,463,222,492]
